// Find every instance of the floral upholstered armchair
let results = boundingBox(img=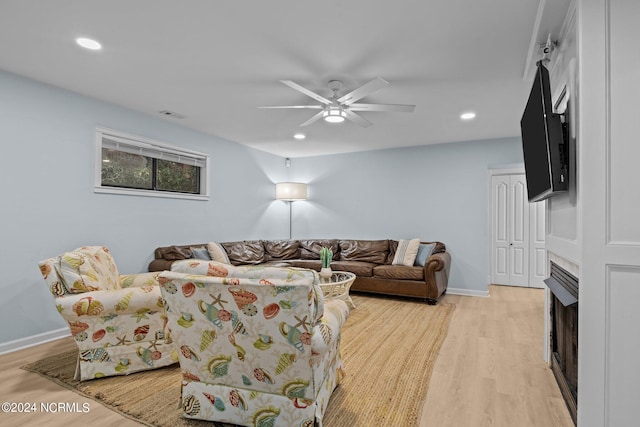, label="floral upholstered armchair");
[159,260,350,426]
[38,246,176,380]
